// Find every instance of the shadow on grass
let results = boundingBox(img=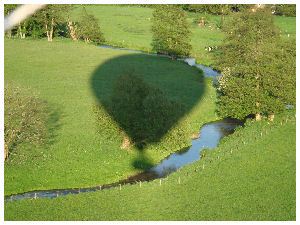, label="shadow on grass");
[45,104,63,147]
[90,53,206,170]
